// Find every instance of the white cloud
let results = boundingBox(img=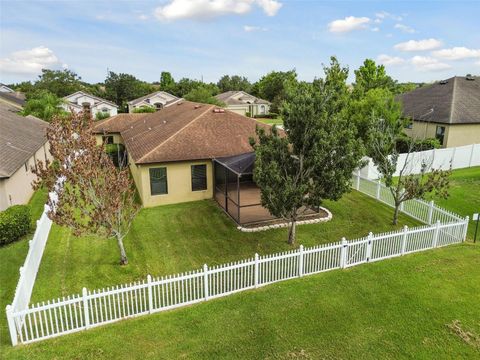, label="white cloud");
[243,25,267,32]
[328,16,370,33]
[375,11,403,22]
[394,38,443,52]
[410,56,451,71]
[394,23,415,33]
[0,46,65,75]
[432,47,480,60]
[154,0,282,21]
[377,54,405,66]
[371,27,380,32]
